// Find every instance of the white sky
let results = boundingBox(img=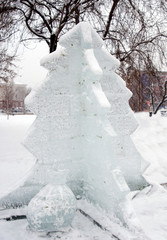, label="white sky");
[15,41,48,88]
